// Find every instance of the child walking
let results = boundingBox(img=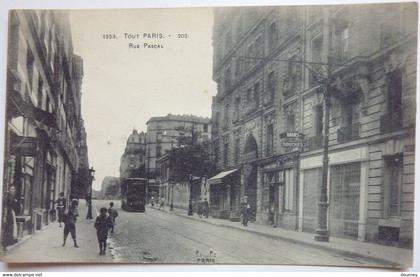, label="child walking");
[94,207,113,255]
